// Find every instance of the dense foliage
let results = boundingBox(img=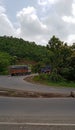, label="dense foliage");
[0,52,12,74]
[0,35,75,82]
[0,36,48,62]
[46,36,75,81]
